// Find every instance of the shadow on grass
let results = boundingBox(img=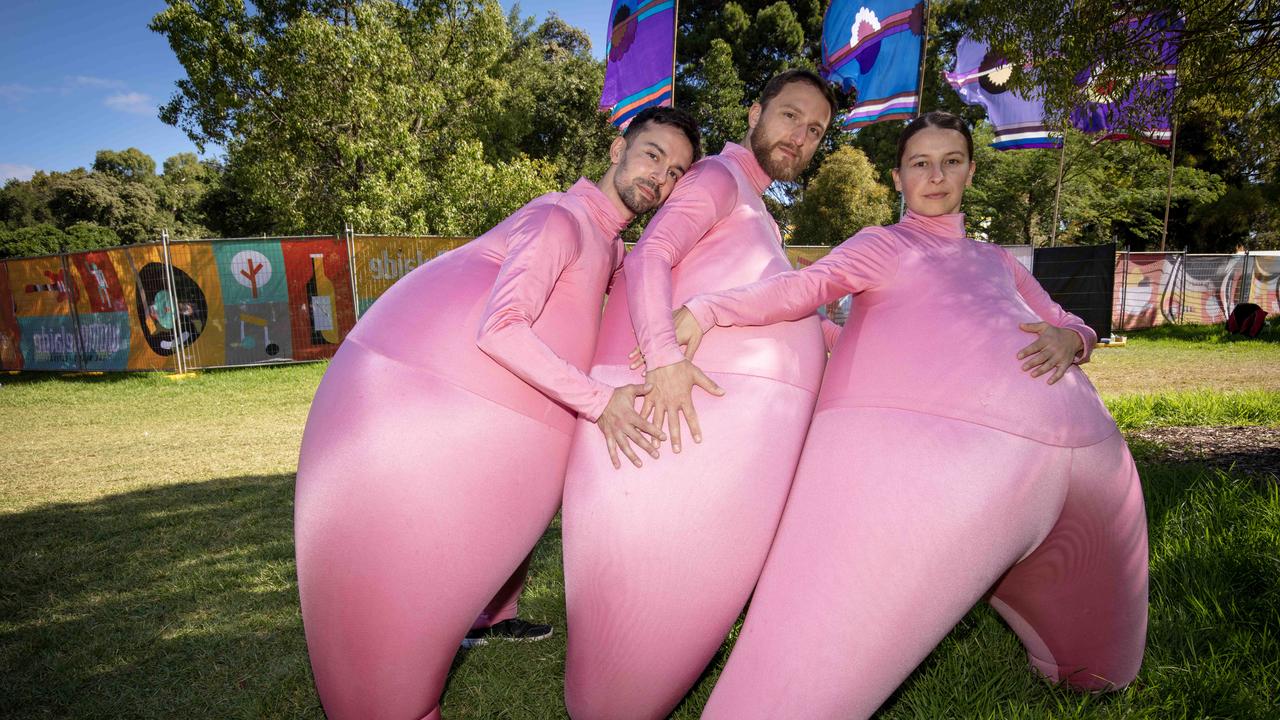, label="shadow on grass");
[2,460,1276,720]
[0,474,321,720]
